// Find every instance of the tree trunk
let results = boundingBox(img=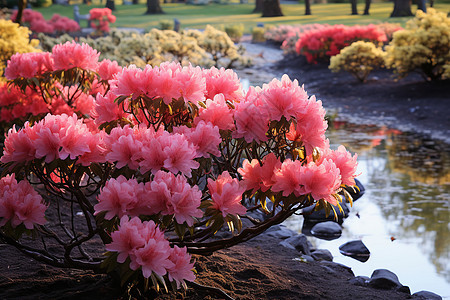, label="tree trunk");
[133,0,139,4]
[105,0,115,10]
[146,0,164,14]
[350,0,358,15]
[253,0,263,13]
[363,0,371,15]
[15,0,27,25]
[261,0,283,17]
[305,0,311,15]
[390,0,413,17]
[429,0,434,7]
[416,0,426,12]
